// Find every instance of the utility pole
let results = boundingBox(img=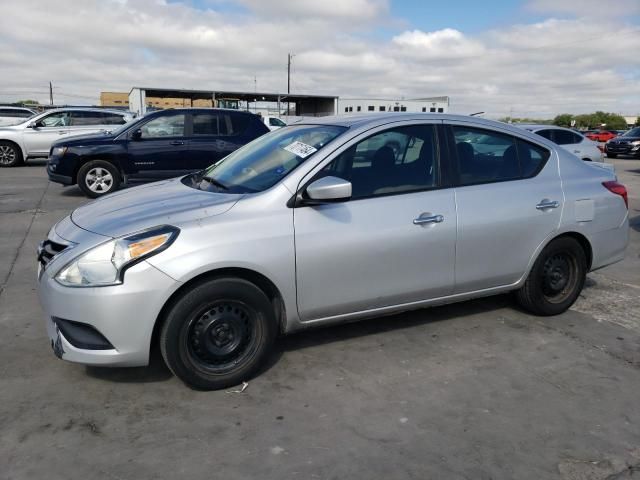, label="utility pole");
[49,81,53,106]
[286,53,294,117]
